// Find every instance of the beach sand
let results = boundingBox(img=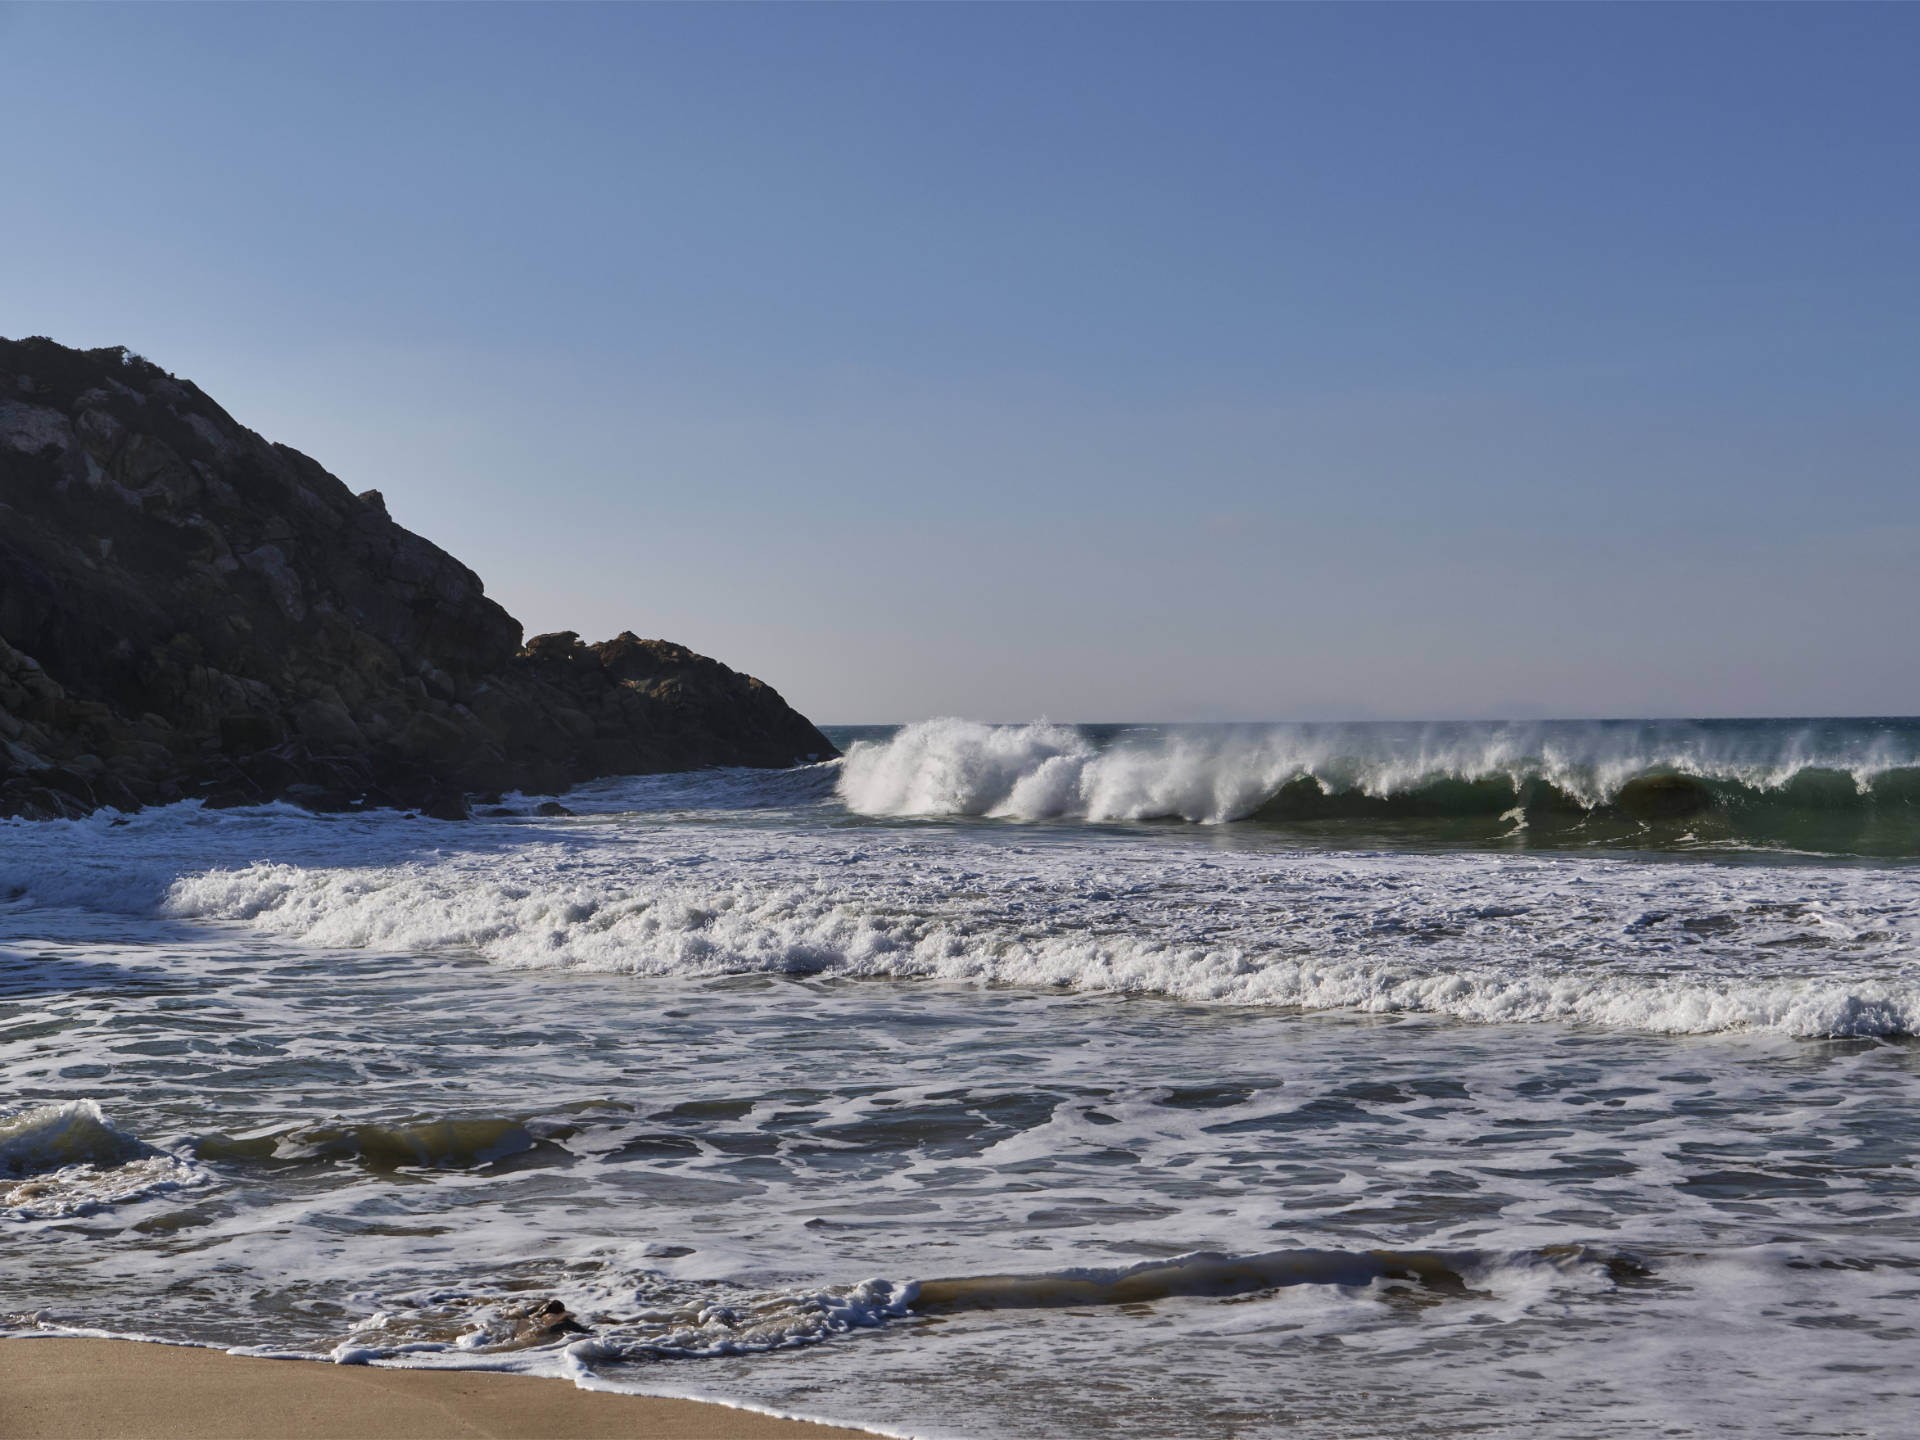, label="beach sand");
[0,1339,880,1439]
